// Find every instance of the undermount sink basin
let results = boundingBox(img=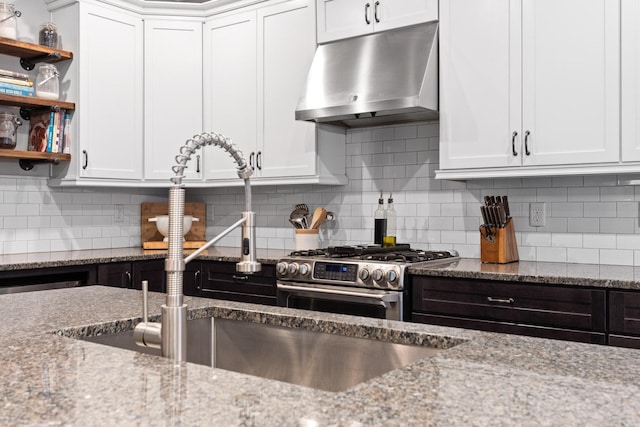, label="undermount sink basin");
[81,317,447,392]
